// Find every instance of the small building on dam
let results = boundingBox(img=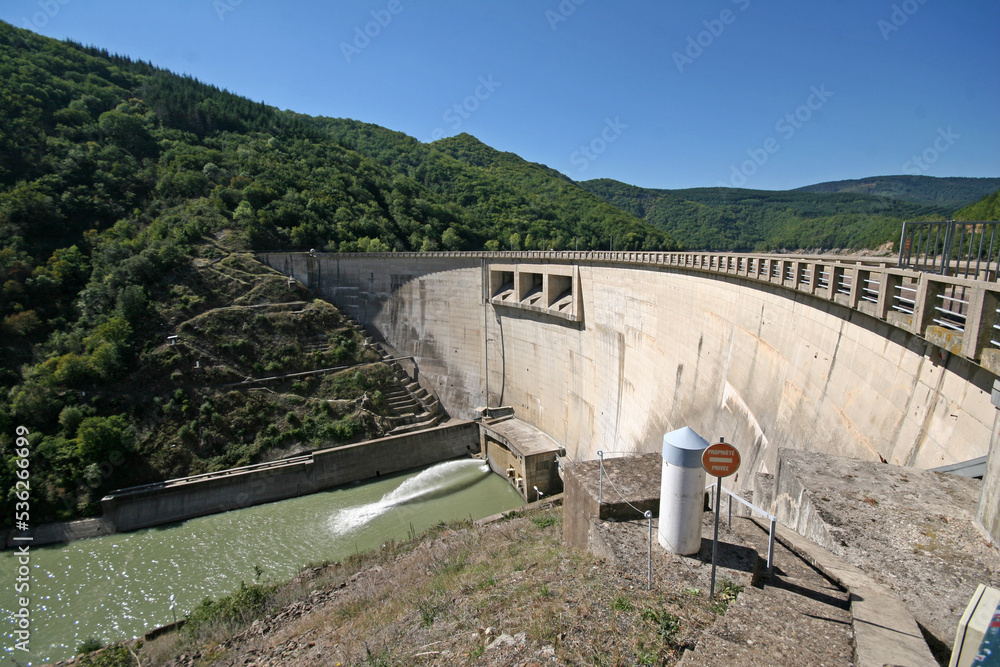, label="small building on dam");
[259,250,1000,543]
